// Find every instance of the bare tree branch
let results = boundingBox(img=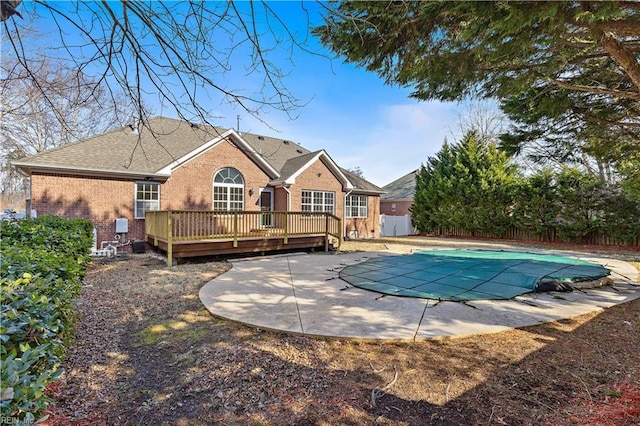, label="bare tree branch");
[2,1,320,131]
